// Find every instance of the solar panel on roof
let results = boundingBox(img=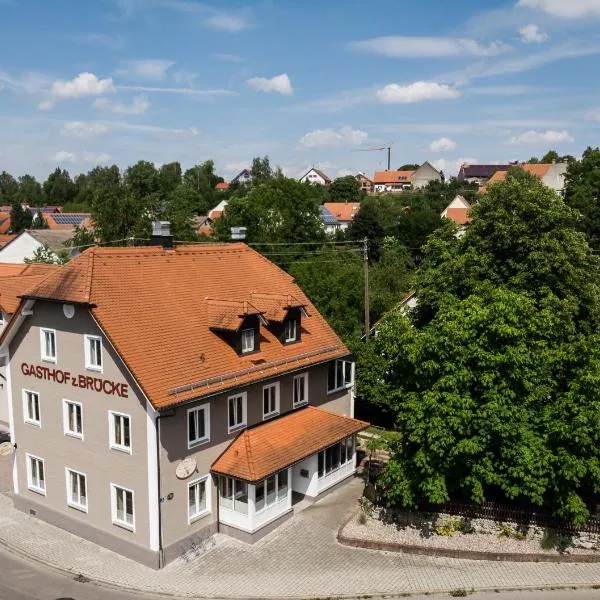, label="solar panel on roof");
[51,214,90,225]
